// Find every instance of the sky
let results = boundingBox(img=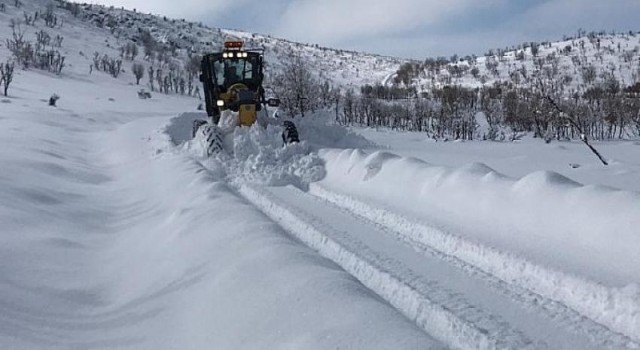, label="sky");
[94,0,640,59]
